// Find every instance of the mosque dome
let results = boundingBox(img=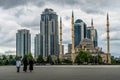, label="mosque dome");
[75,19,83,23]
